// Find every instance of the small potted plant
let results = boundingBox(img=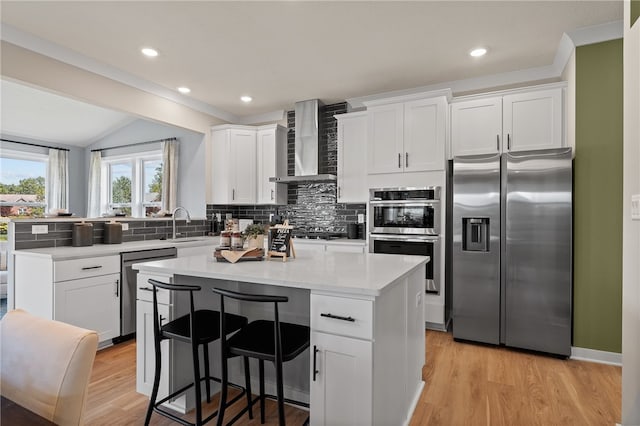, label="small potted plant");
[243,223,266,249]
